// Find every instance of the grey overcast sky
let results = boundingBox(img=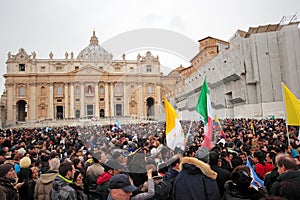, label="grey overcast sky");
[0,0,299,94]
